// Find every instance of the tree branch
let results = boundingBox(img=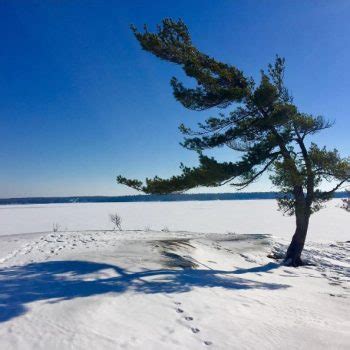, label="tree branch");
[229,156,277,190]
